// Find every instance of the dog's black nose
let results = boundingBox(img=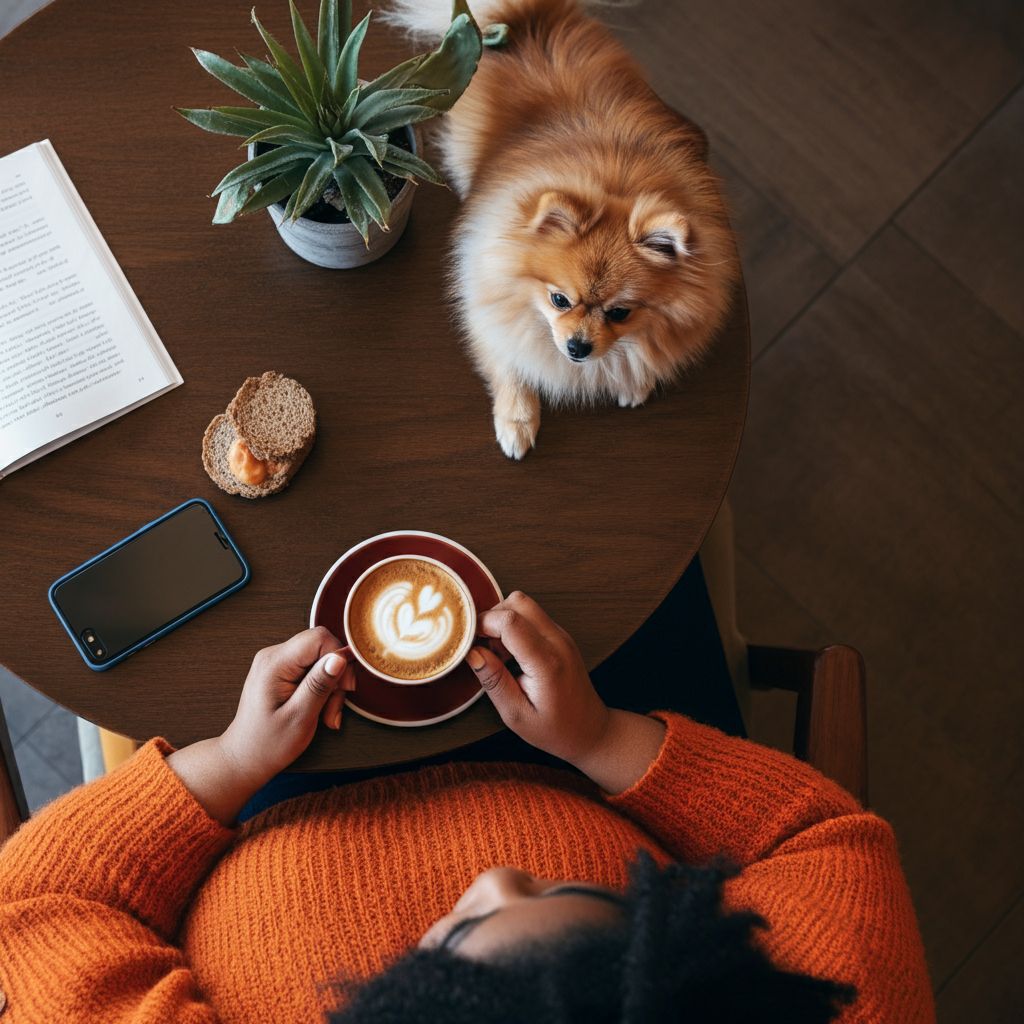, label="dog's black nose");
[566,336,593,360]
